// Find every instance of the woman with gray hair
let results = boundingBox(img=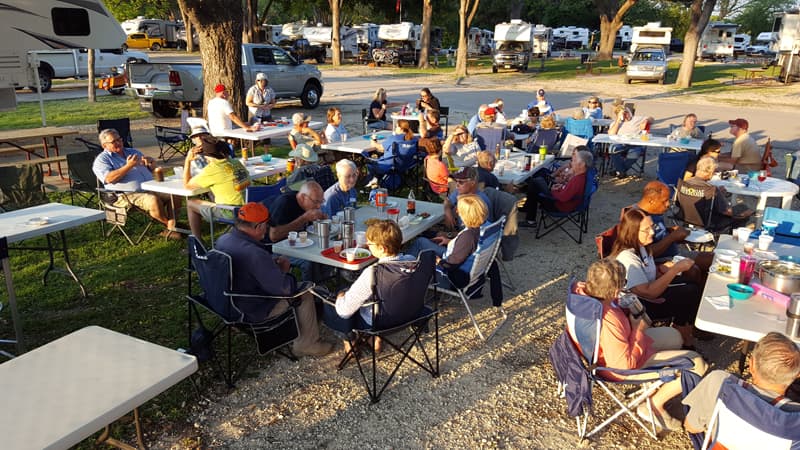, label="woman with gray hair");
[579,259,707,432]
[519,149,593,226]
[322,159,358,216]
